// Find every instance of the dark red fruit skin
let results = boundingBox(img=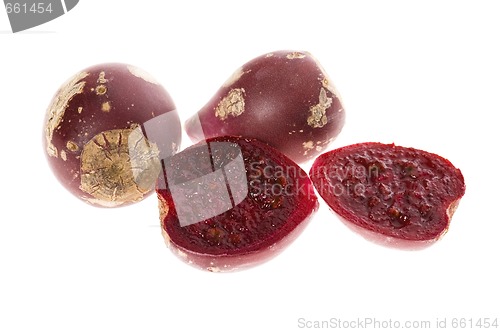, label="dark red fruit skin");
[185,50,345,164]
[44,63,181,207]
[309,143,466,249]
[156,136,319,272]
